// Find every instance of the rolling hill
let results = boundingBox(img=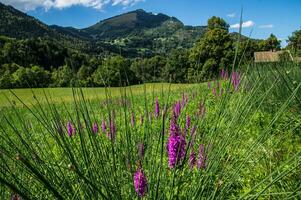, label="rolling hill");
[0,3,207,56]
